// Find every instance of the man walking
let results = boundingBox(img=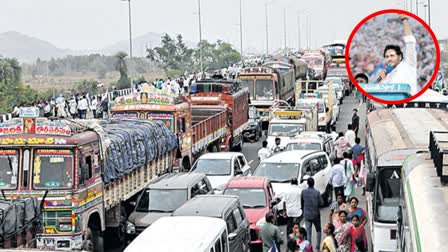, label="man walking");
[259,212,284,252]
[258,140,271,161]
[352,109,360,137]
[278,178,302,234]
[301,178,323,249]
[345,124,356,147]
[330,158,346,200]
